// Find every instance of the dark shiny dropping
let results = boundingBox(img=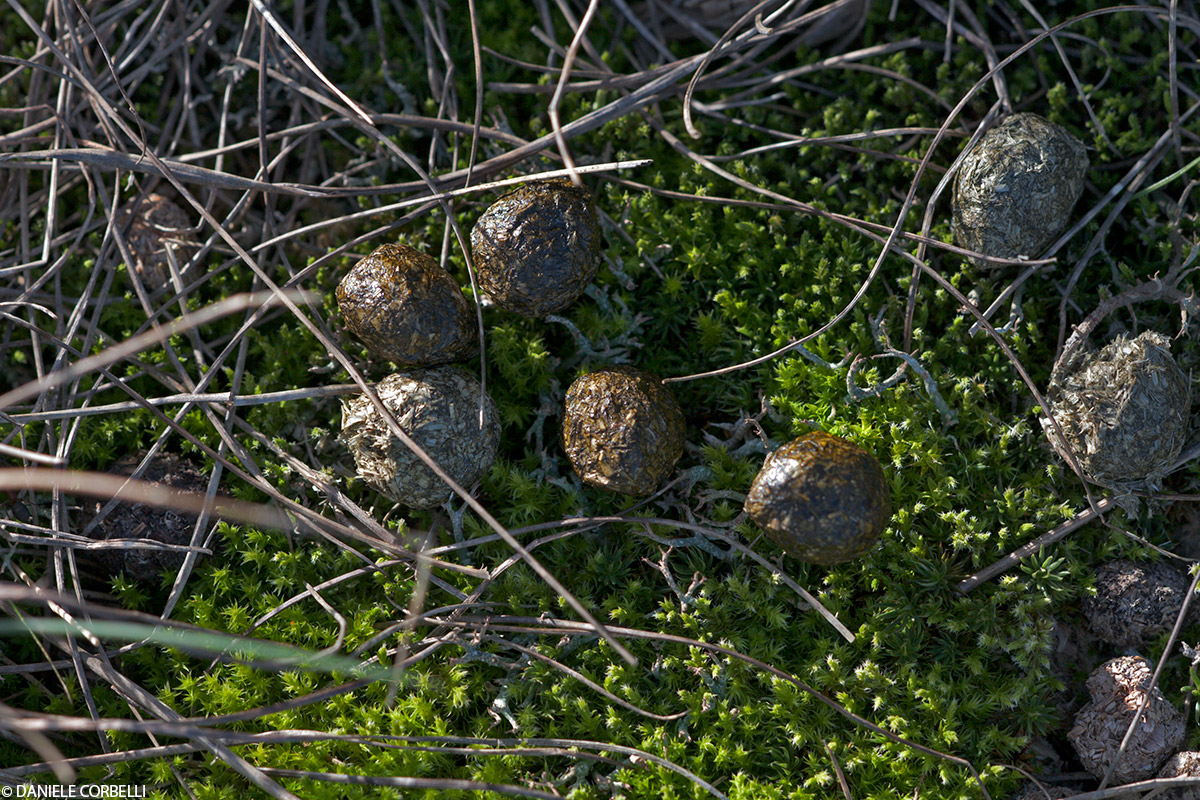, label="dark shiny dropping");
[561,366,685,496]
[336,243,476,366]
[743,432,891,565]
[470,179,602,318]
